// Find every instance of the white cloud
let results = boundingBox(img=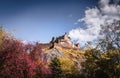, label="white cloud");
[69,0,120,45]
[22,40,29,45]
[69,28,97,42]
